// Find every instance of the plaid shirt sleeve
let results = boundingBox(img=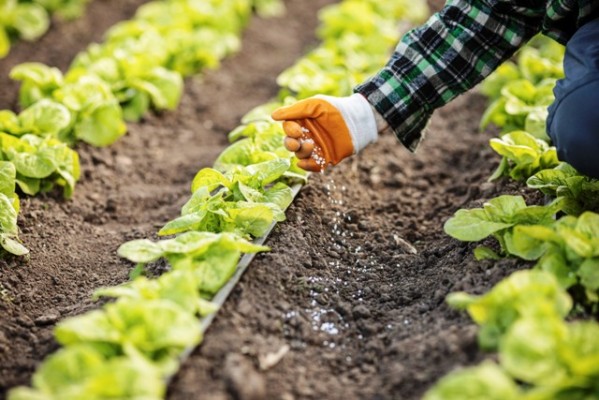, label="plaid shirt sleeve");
[354,0,546,151]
